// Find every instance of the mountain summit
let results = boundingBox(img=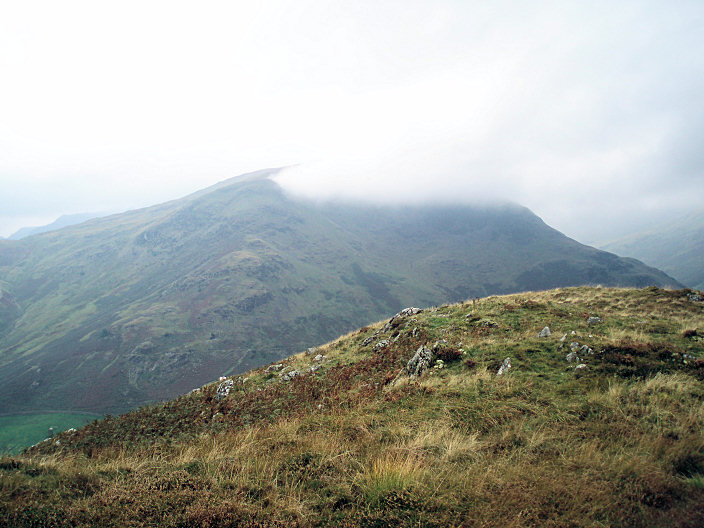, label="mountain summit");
[0,170,681,415]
